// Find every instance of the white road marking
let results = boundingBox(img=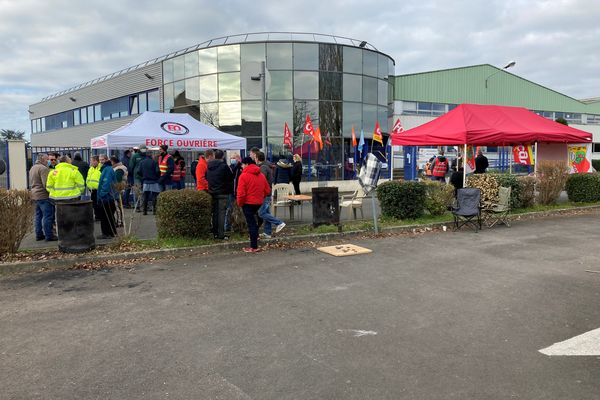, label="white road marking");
[539,327,600,356]
[337,329,378,337]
